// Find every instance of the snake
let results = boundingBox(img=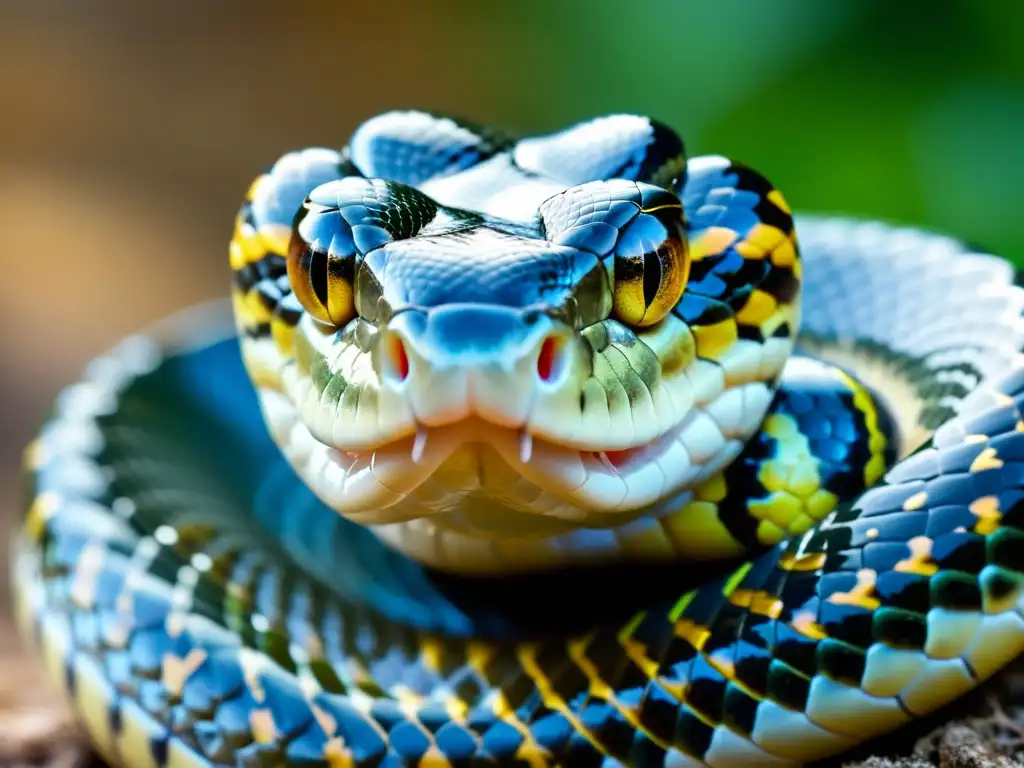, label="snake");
[12,110,1024,768]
